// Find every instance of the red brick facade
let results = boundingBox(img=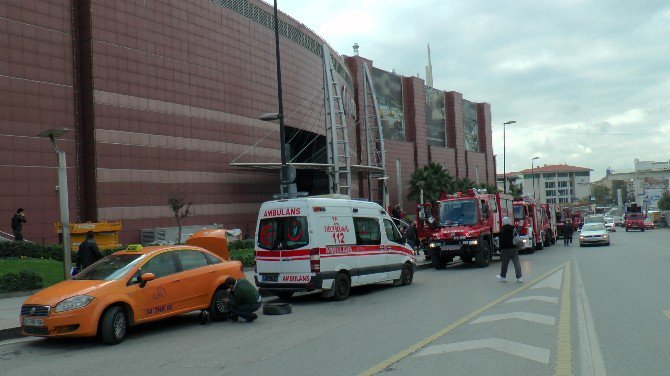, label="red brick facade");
[1,0,495,244]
